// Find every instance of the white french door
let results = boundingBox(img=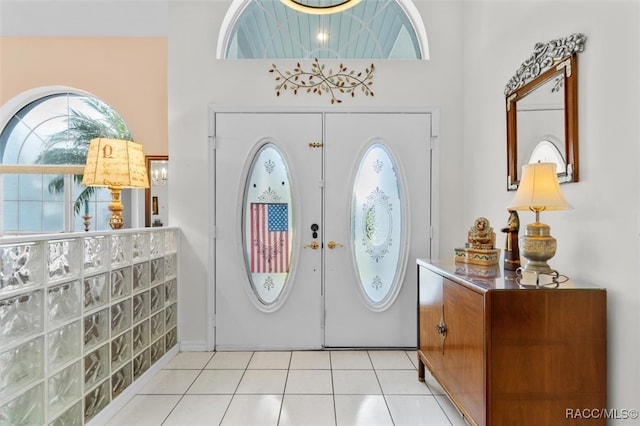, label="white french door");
[213,111,432,350]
